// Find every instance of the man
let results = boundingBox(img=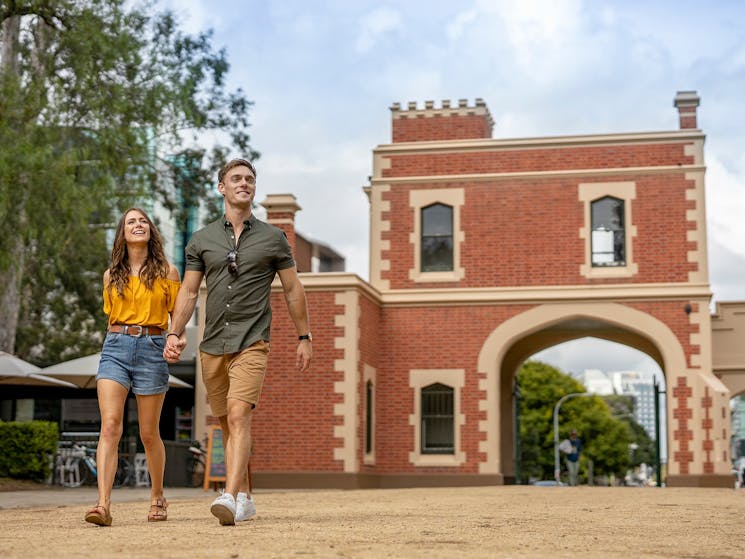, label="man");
[565,429,582,486]
[164,158,312,525]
